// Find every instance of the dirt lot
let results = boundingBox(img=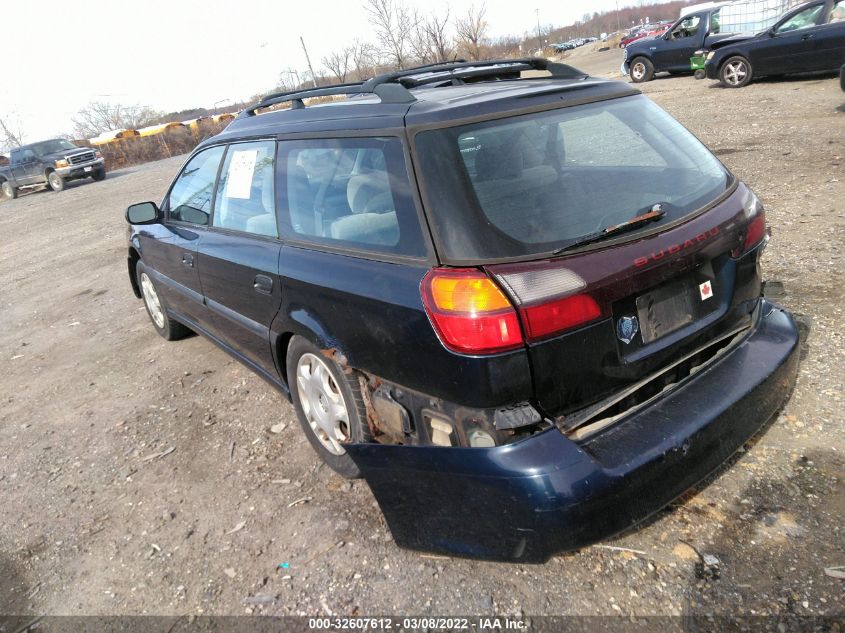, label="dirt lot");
[1,48,843,620]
